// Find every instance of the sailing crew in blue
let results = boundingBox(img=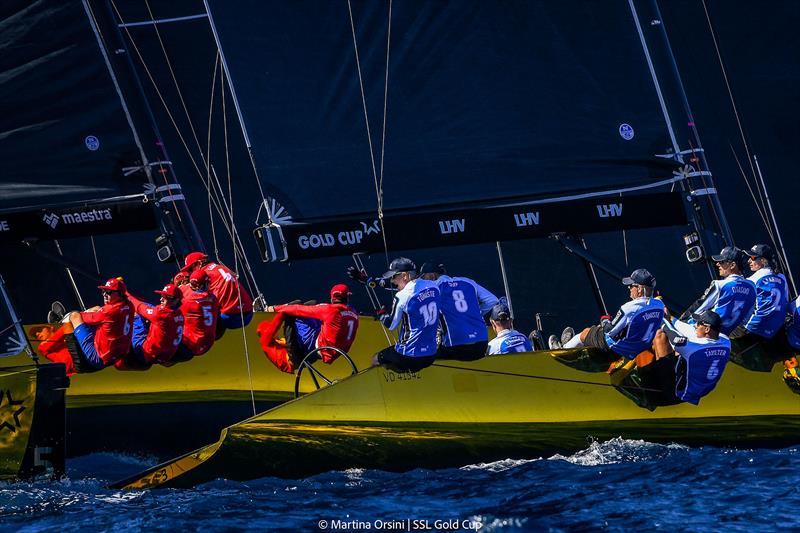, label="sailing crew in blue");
[645,310,731,405]
[678,246,756,335]
[487,303,532,355]
[730,244,789,344]
[418,262,499,360]
[555,269,665,363]
[372,257,441,373]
